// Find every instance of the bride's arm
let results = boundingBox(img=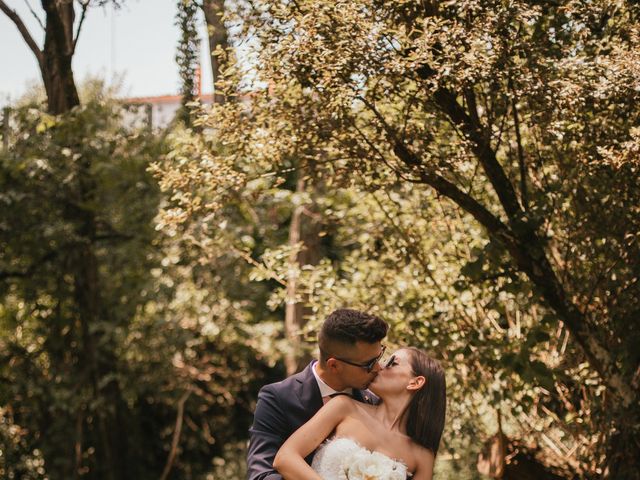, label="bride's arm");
[273,395,355,480]
[411,446,435,480]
